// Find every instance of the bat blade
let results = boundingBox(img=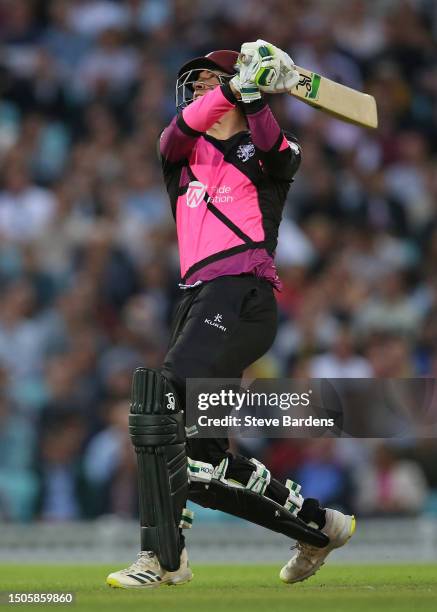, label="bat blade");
[290,66,378,129]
